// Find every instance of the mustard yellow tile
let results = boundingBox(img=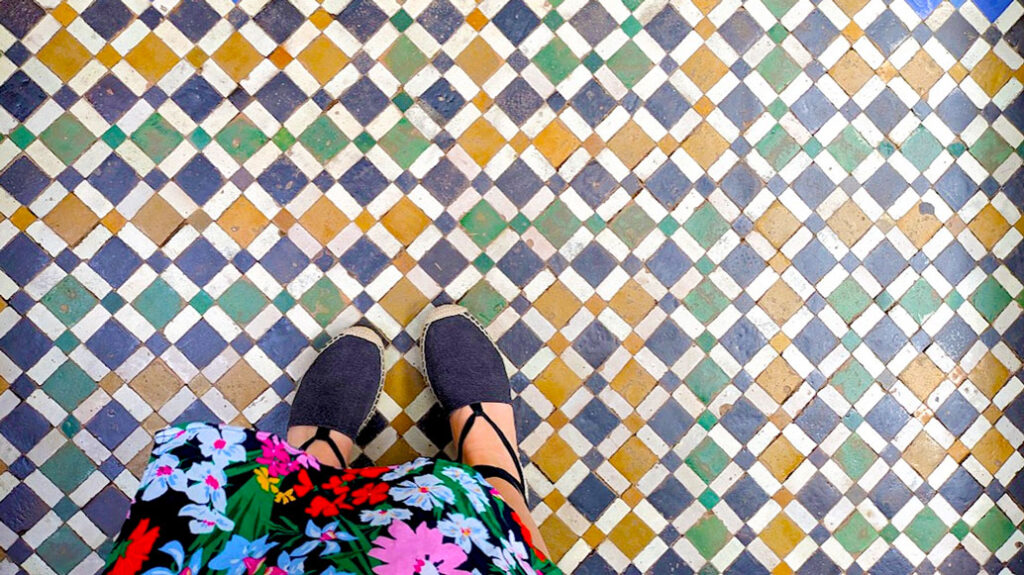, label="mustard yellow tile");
[381,196,429,246]
[828,200,873,247]
[900,50,942,97]
[759,280,804,326]
[899,354,945,402]
[38,30,91,82]
[756,201,801,248]
[610,360,655,407]
[904,432,946,478]
[534,119,580,168]
[757,355,801,404]
[379,277,428,325]
[459,118,505,166]
[682,45,727,93]
[457,36,502,84]
[969,352,1010,400]
[968,204,1010,251]
[535,281,582,328]
[384,358,426,408]
[973,428,1013,474]
[971,51,1014,98]
[608,279,655,326]
[608,513,655,558]
[533,433,577,481]
[607,120,655,168]
[299,36,349,85]
[212,32,262,82]
[760,513,803,560]
[760,435,804,482]
[897,202,942,250]
[535,357,582,406]
[830,51,873,96]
